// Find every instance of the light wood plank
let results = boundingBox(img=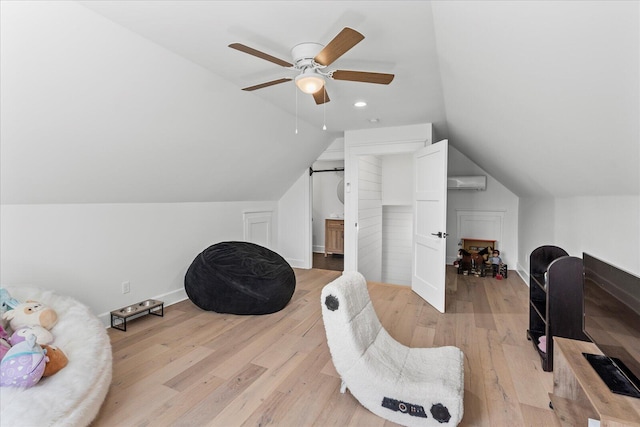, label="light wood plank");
[92,266,562,427]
